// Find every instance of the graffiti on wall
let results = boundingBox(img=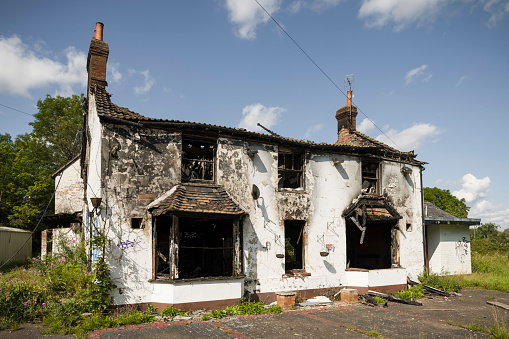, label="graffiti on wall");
[455,236,469,263]
[117,239,142,252]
